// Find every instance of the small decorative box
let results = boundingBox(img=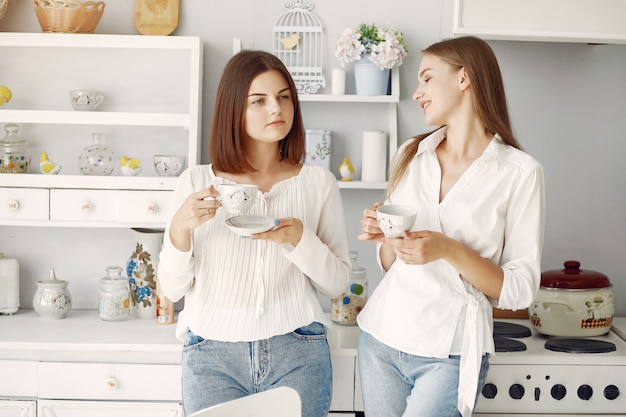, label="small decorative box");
[305,129,331,170]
